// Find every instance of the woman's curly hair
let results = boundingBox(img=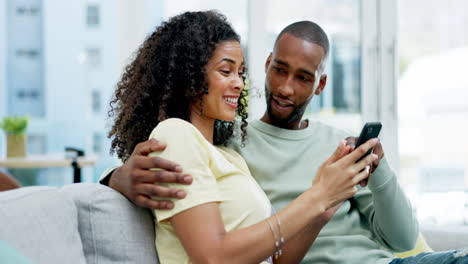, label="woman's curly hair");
[108,10,249,162]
